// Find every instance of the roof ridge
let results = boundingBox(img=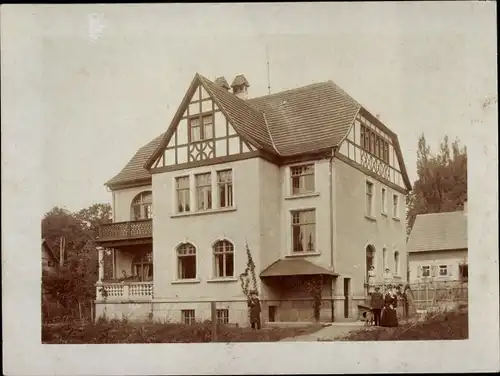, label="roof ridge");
[248,81,332,101]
